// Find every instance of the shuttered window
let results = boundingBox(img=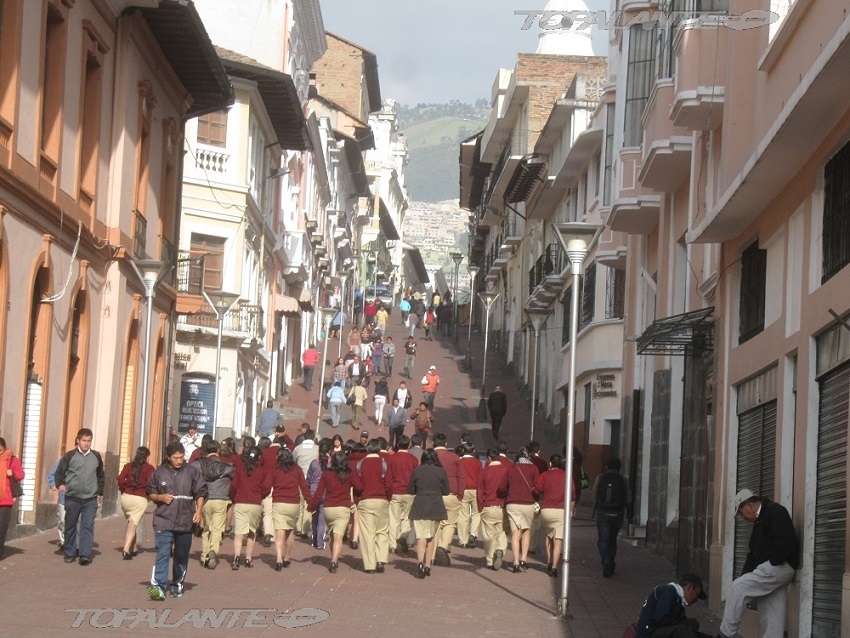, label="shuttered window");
[812,363,849,635]
[733,401,776,579]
